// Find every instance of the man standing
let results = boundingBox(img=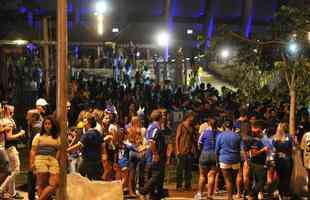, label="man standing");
[67,115,104,180]
[247,120,268,200]
[175,111,196,191]
[139,109,166,200]
[26,98,48,200]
